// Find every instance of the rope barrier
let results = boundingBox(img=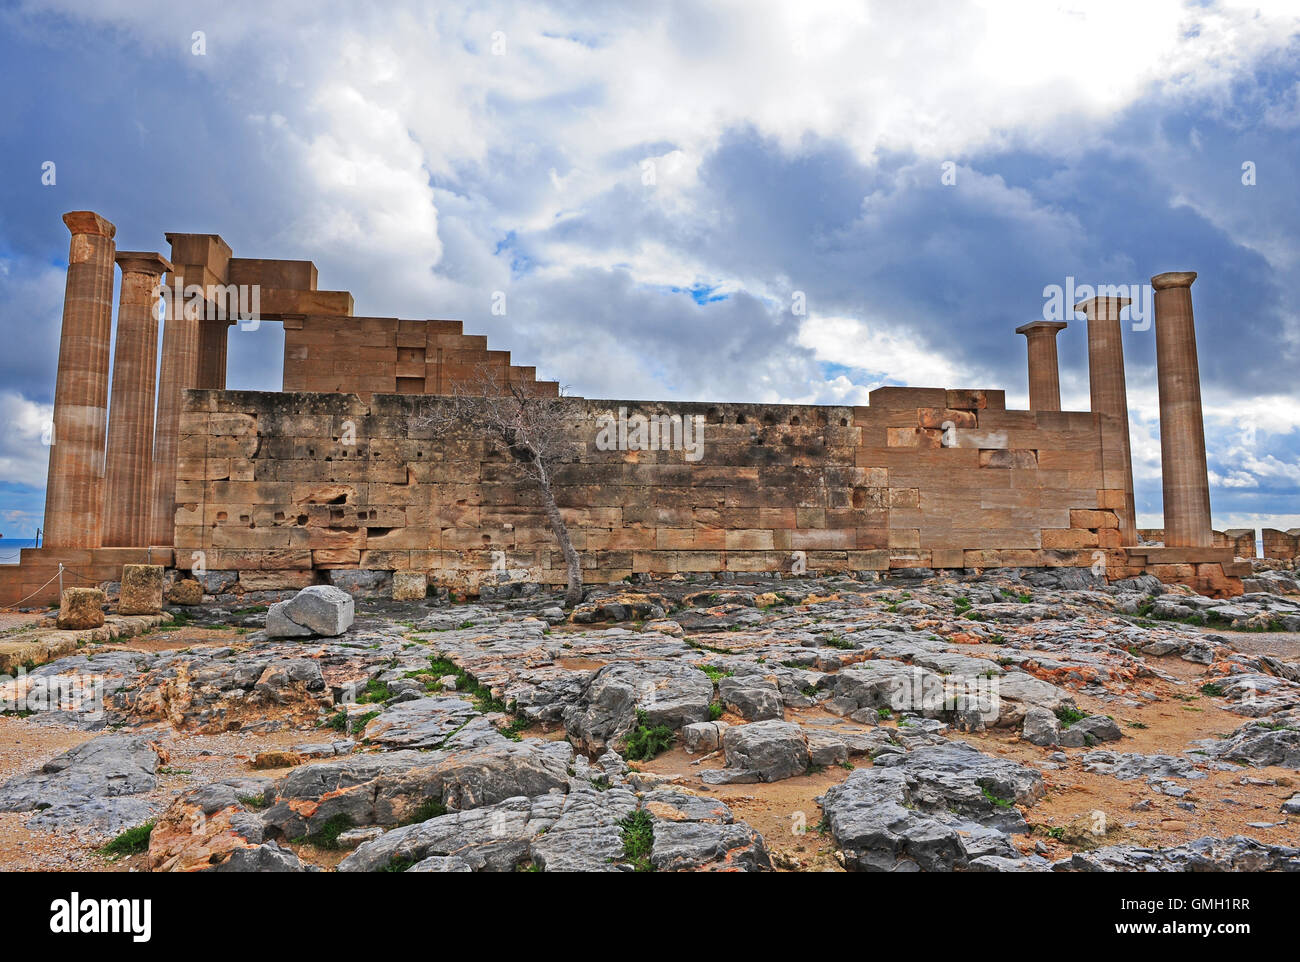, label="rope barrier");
[55,566,104,584]
[6,568,64,608]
